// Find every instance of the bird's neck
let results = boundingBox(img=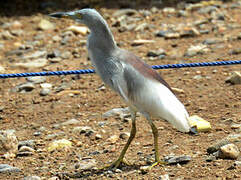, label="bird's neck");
[88,20,116,54]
